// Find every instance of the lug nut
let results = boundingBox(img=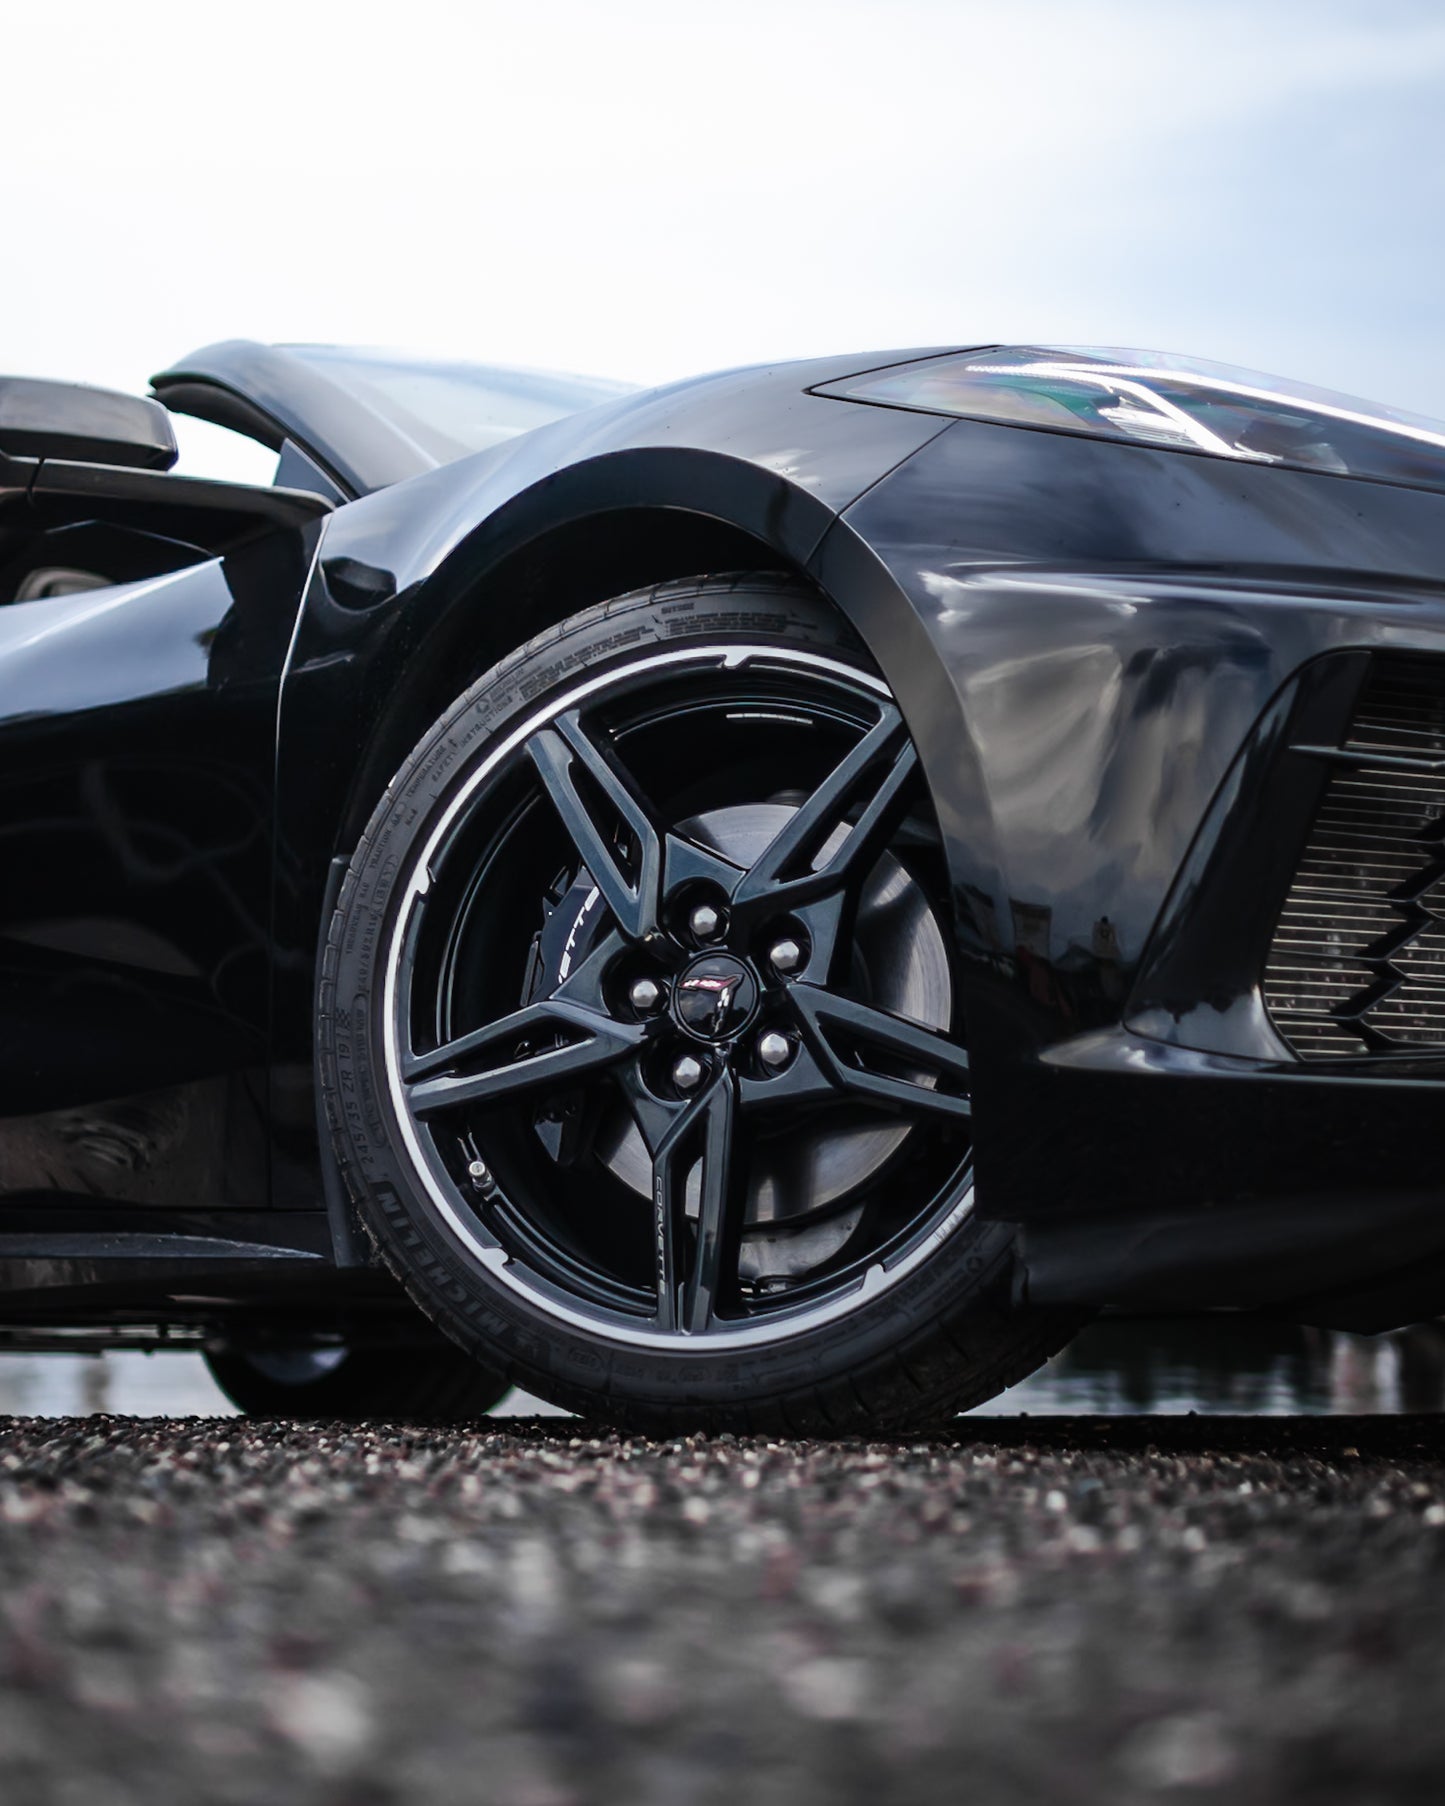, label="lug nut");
[467,1159,493,1189]
[689,902,724,941]
[757,1030,795,1071]
[672,1054,706,1093]
[768,937,804,976]
[629,976,664,1014]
